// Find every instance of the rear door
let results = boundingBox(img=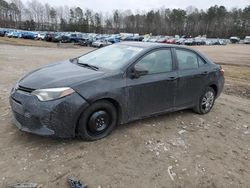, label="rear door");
[174,48,210,108]
[126,48,178,120]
